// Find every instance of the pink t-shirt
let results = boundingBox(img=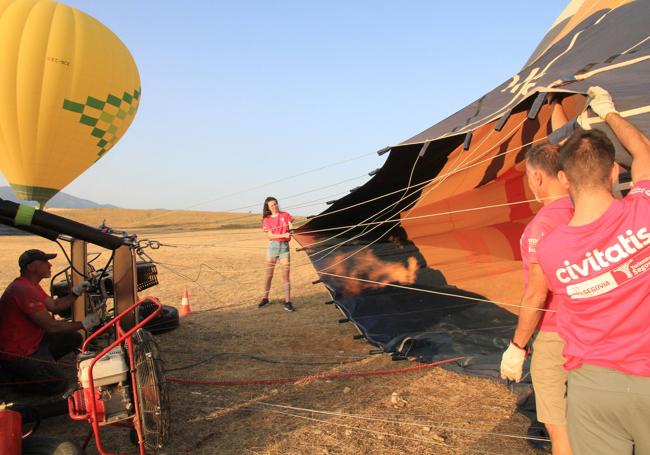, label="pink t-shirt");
[262,211,294,242]
[0,277,48,360]
[537,180,650,376]
[520,196,573,332]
